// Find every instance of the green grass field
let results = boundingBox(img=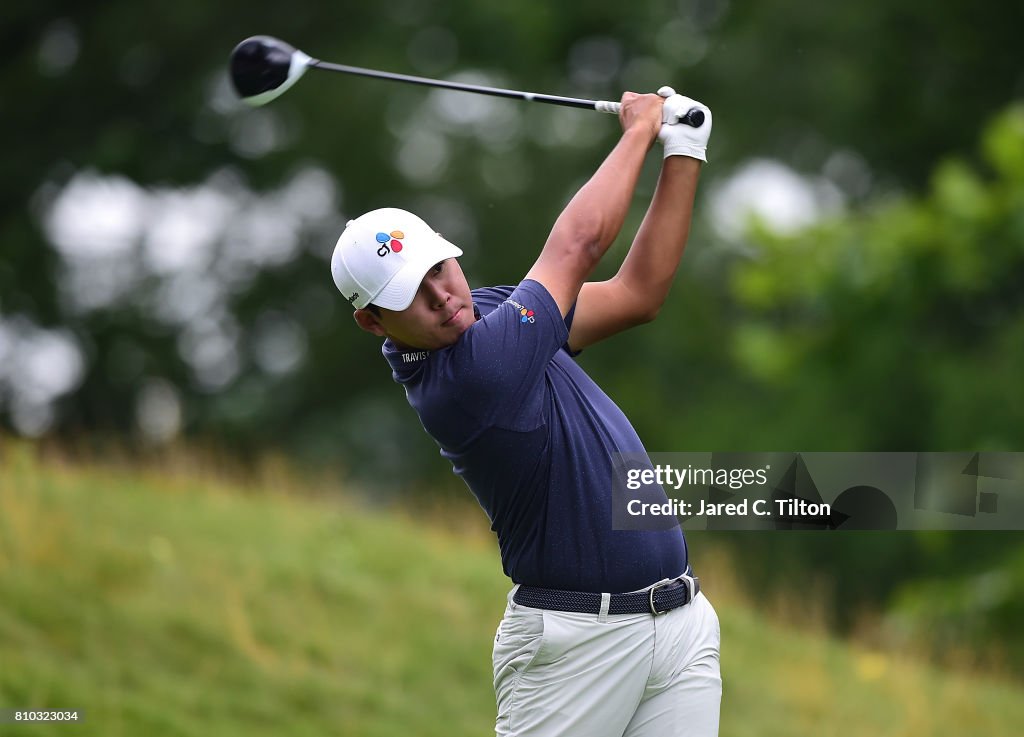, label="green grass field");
[1,441,1022,736]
